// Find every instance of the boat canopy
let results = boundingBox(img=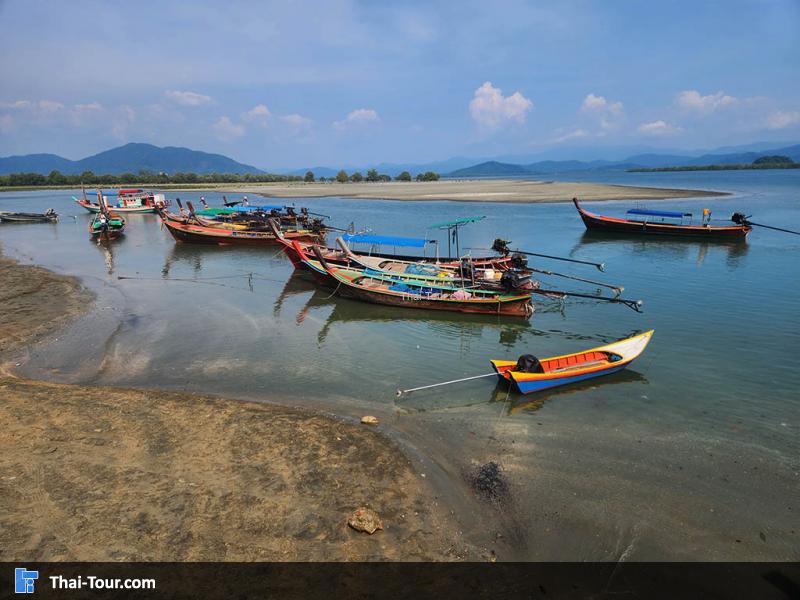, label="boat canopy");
[627,208,691,219]
[342,233,429,248]
[233,204,285,212]
[429,216,485,228]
